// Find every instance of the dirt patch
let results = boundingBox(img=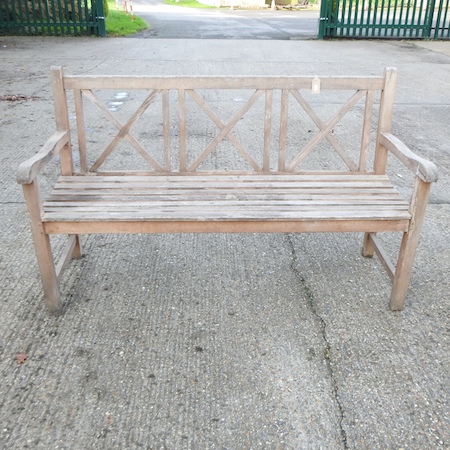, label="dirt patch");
[0,94,42,102]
